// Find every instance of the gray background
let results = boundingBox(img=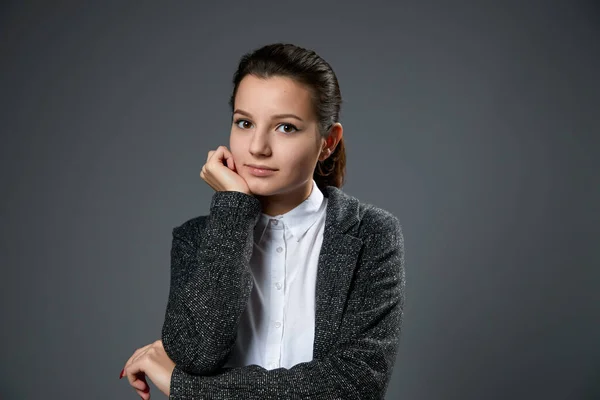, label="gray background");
[1,1,598,399]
